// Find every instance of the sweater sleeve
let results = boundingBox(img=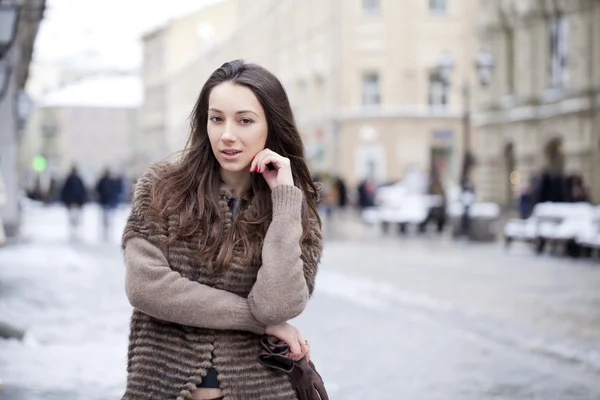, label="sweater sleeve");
[247,185,323,325]
[121,164,266,334]
[125,237,266,334]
